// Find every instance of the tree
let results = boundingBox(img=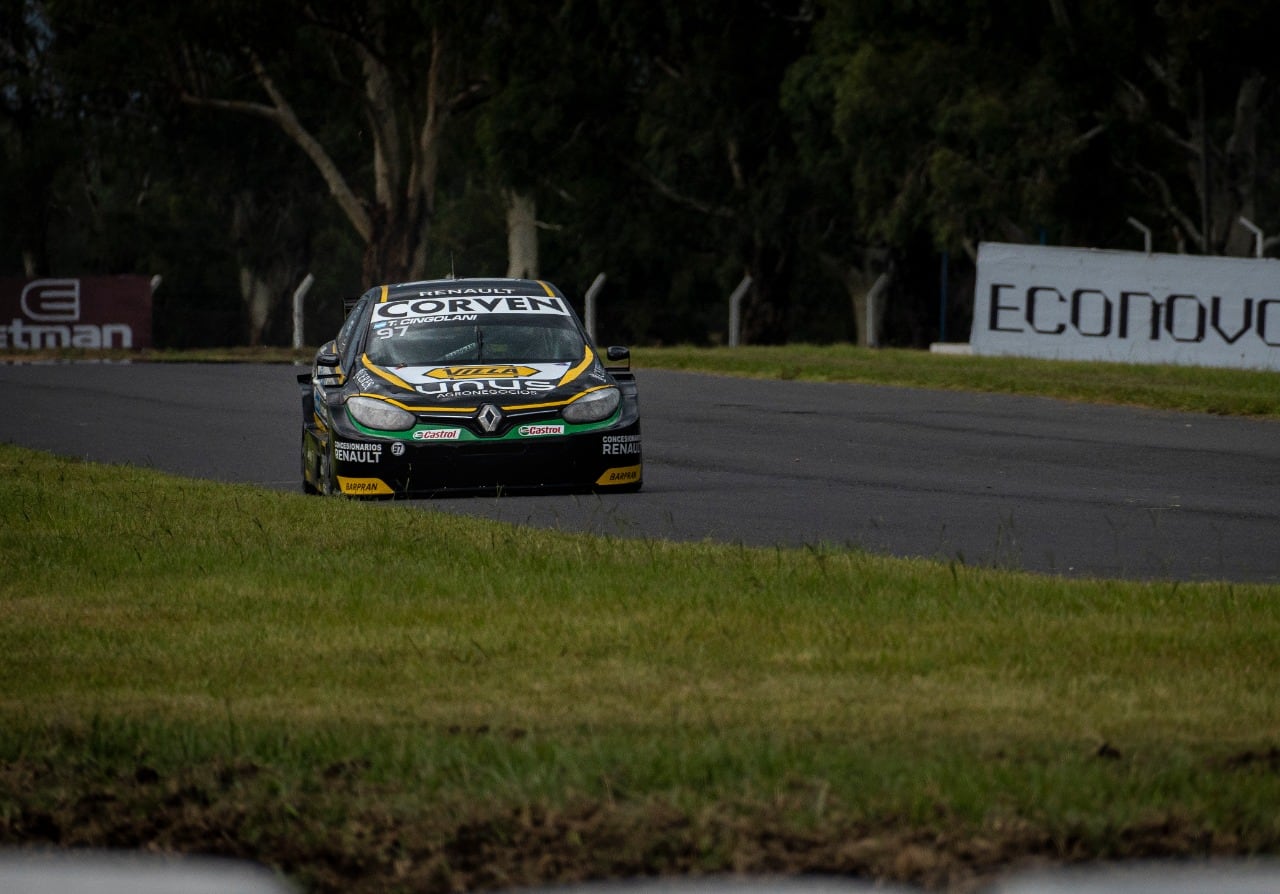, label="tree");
[782,0,1125,344]
[30,0,1280,351]
[603,0,815,344]
[171,1,487,285]
[0,0,75,275]
[1107,1,1280,256]
[468,1,602,281]
[25,0,363,345]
